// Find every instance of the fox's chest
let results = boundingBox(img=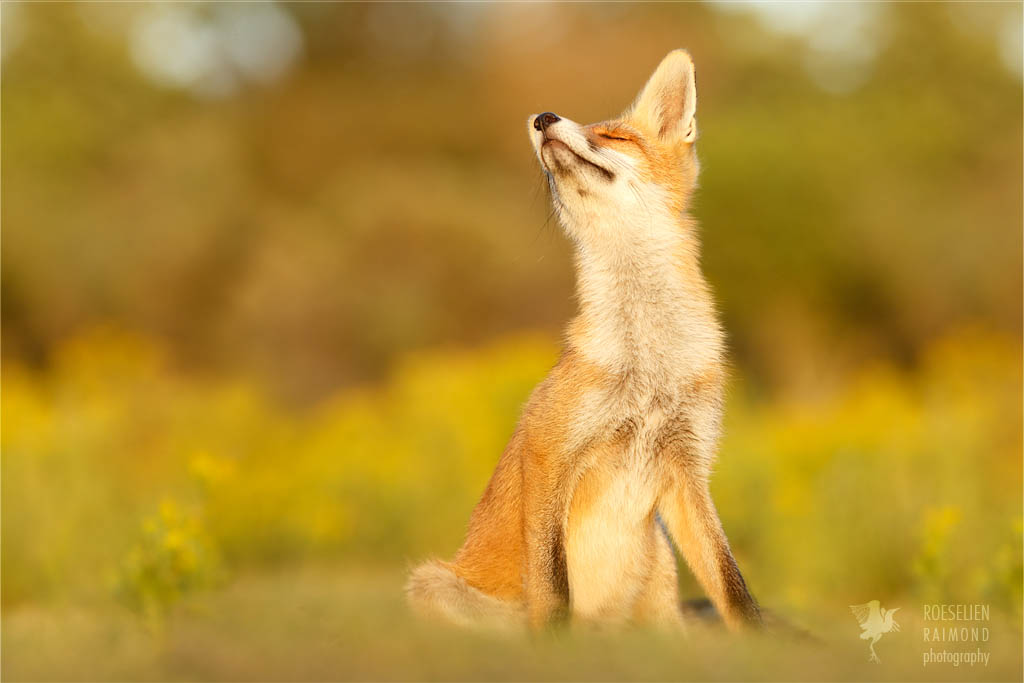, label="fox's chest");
[567,374,698,452]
